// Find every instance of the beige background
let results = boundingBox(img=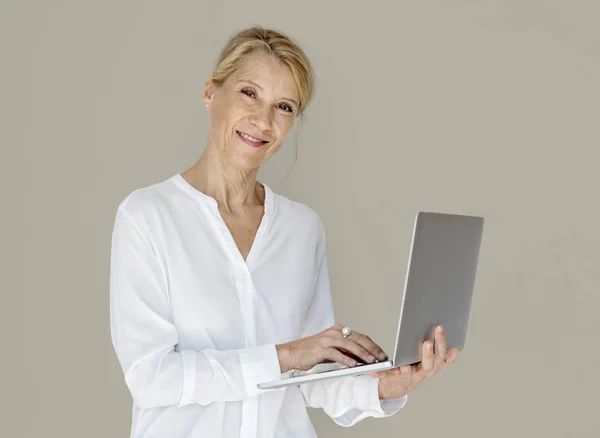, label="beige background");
[2,0,599,436]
